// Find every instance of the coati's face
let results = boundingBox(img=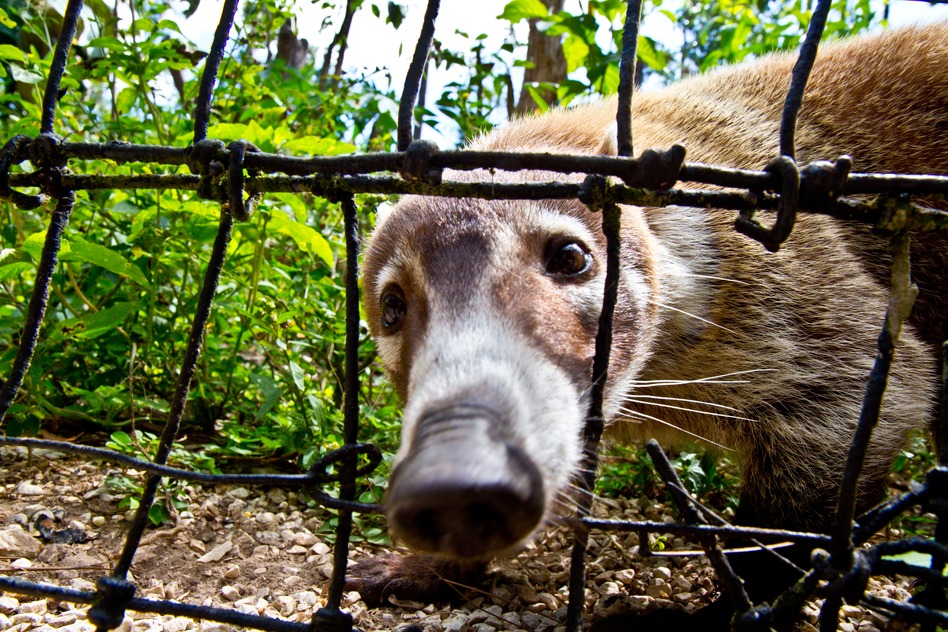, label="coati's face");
[363,185,659,560]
